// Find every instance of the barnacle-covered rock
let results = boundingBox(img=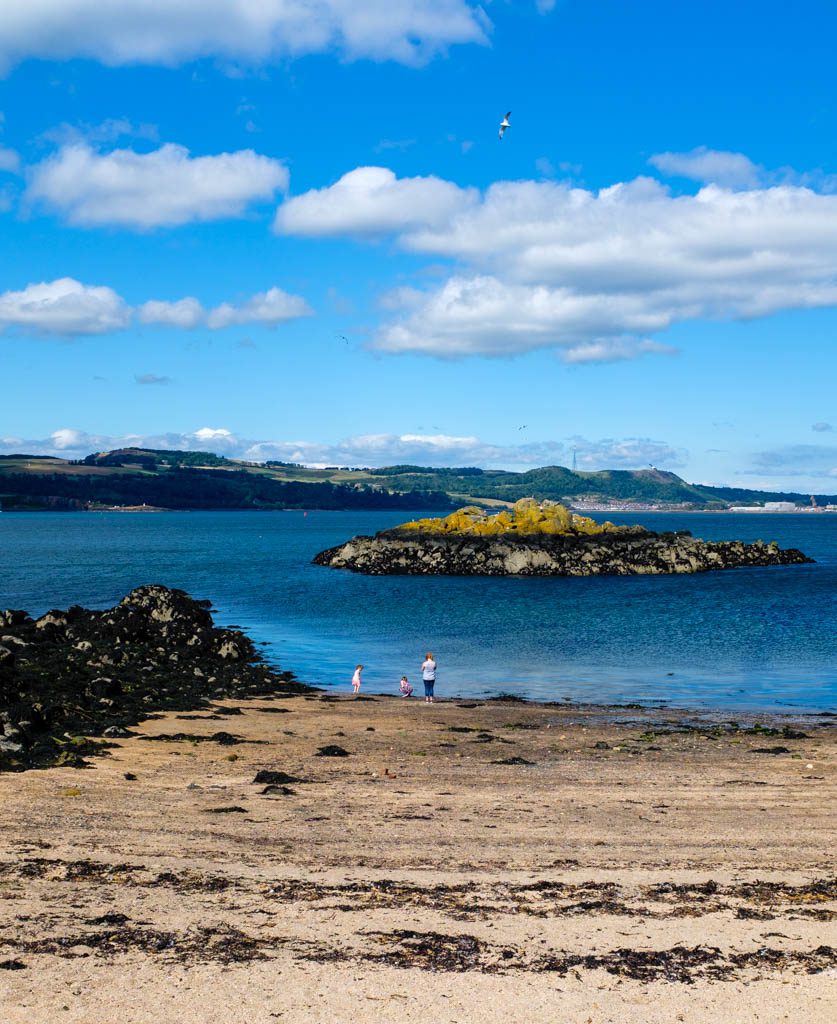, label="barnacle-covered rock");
[0,585,310,772]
